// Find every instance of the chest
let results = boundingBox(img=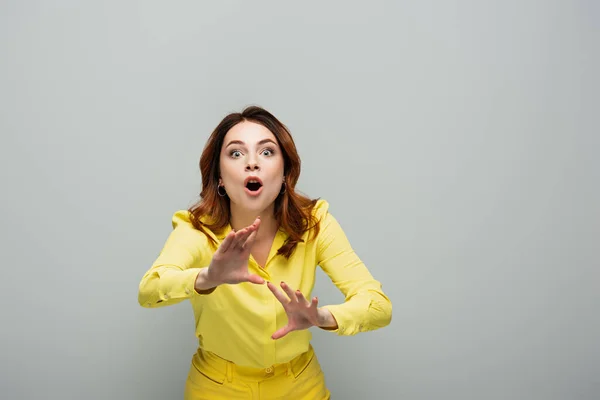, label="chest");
[250,239,273,269]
